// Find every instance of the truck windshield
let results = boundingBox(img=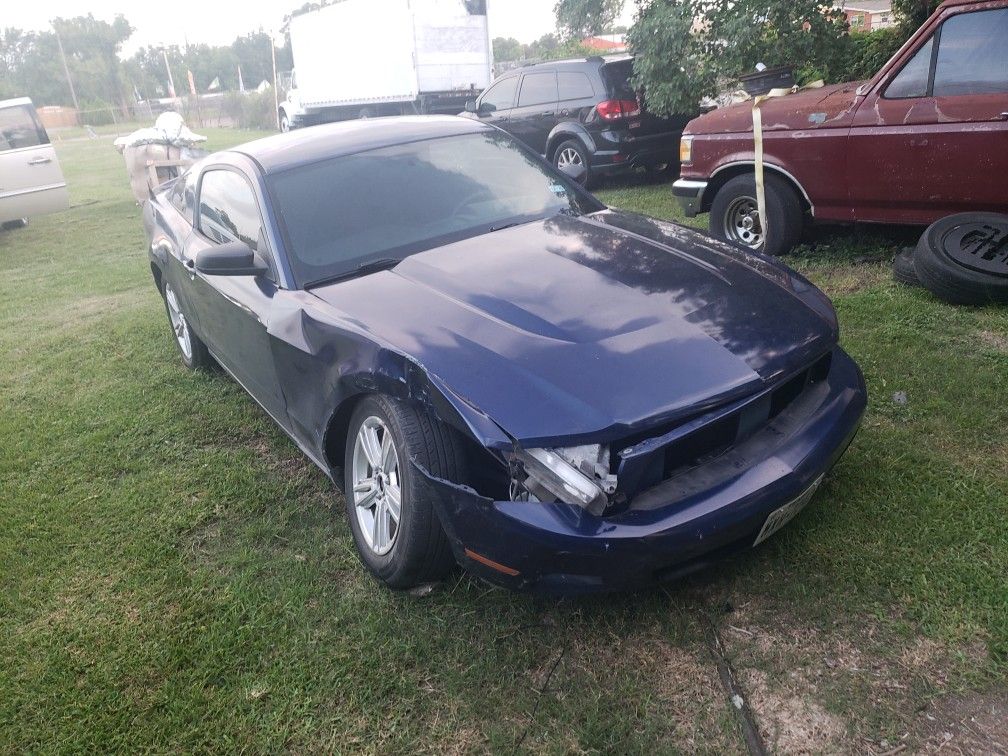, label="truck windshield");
[268,131,601,287]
